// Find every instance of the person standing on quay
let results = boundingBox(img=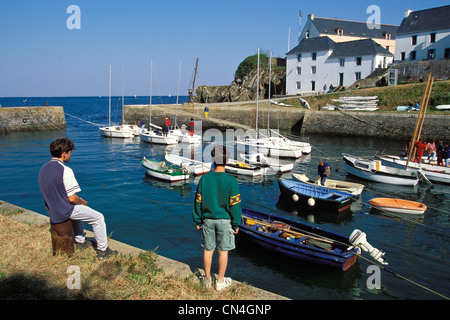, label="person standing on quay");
[189,118,195,136]
[38,138,116,260]
[204,105,209,118]
[193,145,242,291]
[414,139,427,163]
